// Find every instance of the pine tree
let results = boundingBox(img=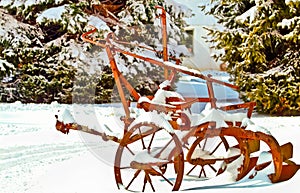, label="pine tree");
[201,0,300,115]
[0,0,190,103]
